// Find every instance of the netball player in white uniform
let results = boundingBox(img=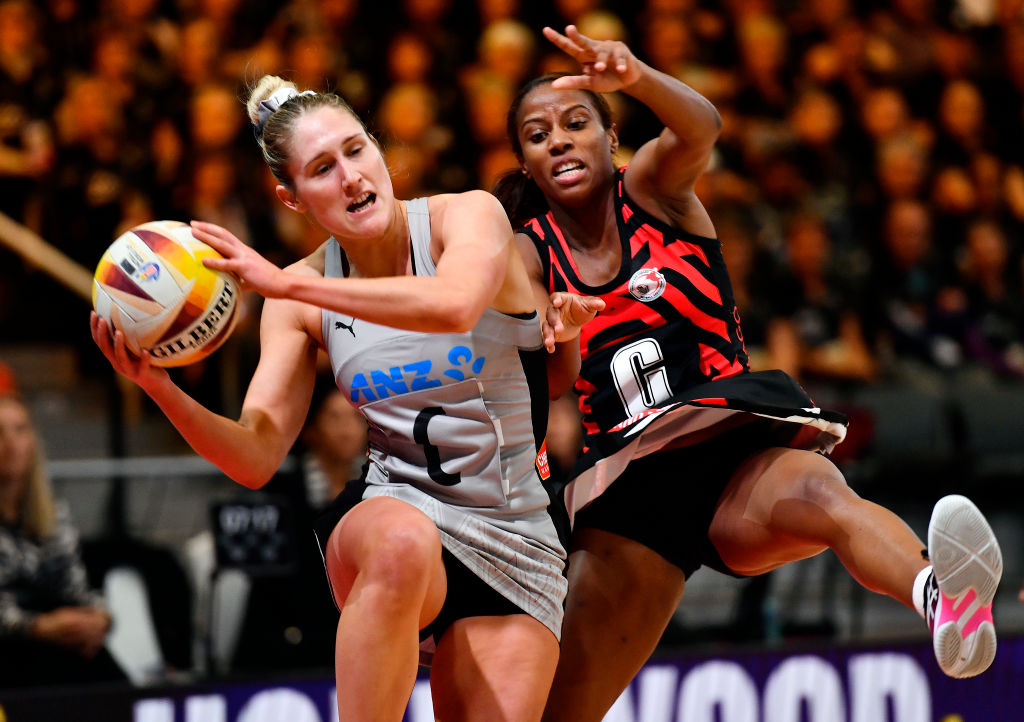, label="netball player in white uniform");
[91,75,572,722]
